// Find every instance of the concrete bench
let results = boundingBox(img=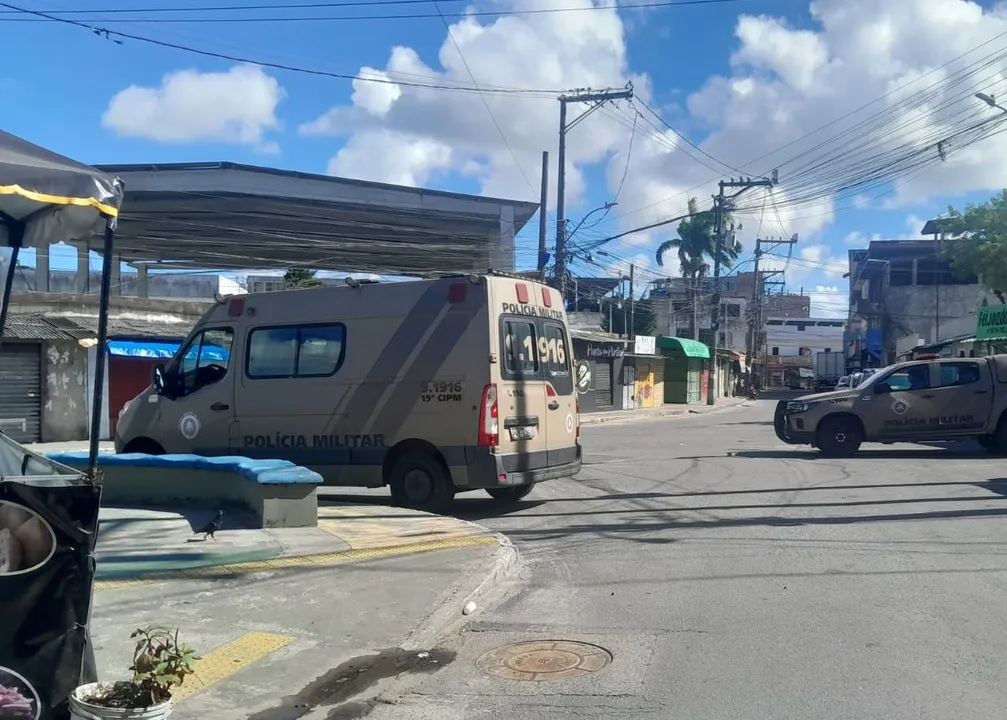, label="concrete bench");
[45,452,323,529]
